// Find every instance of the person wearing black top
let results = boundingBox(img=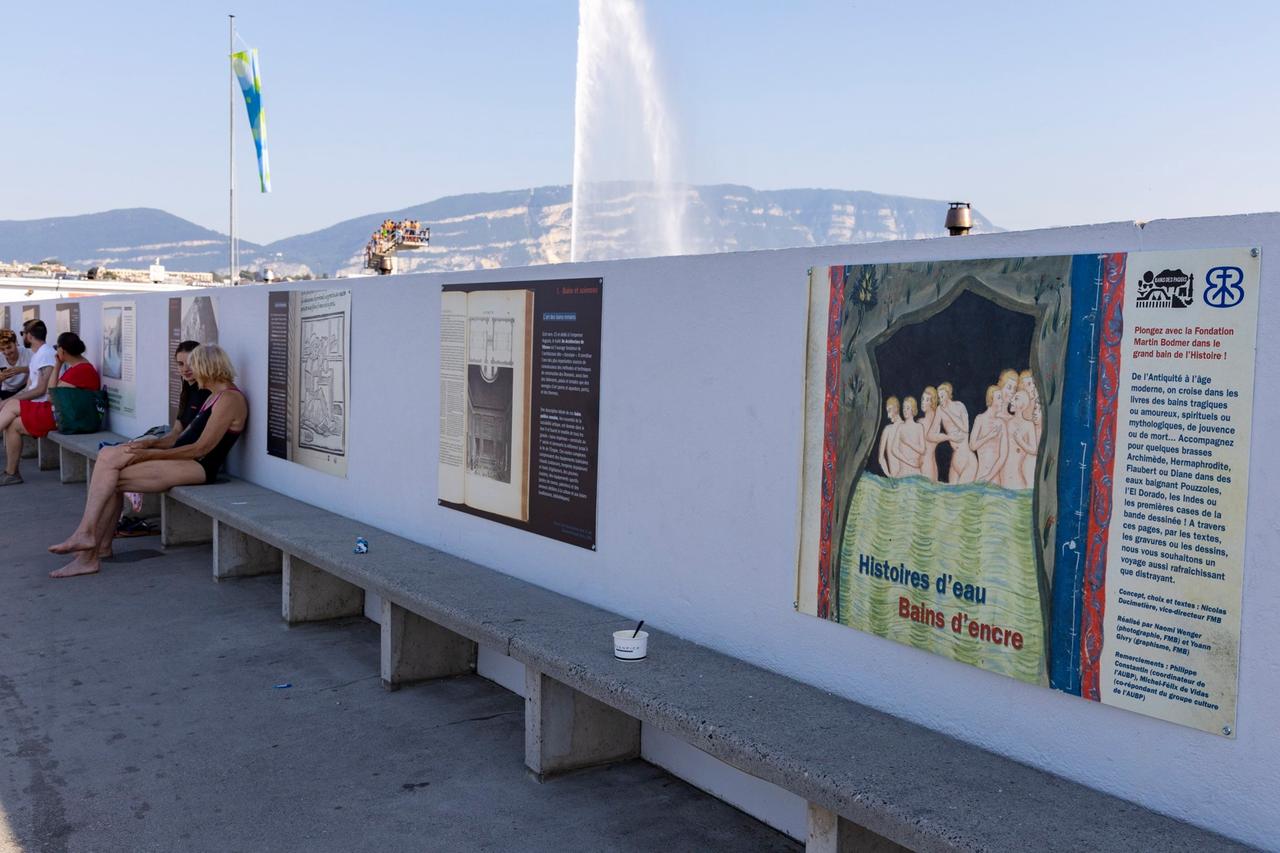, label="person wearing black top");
[109,341,210,541]
[129,340,210,451]
[49,344,248,578]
